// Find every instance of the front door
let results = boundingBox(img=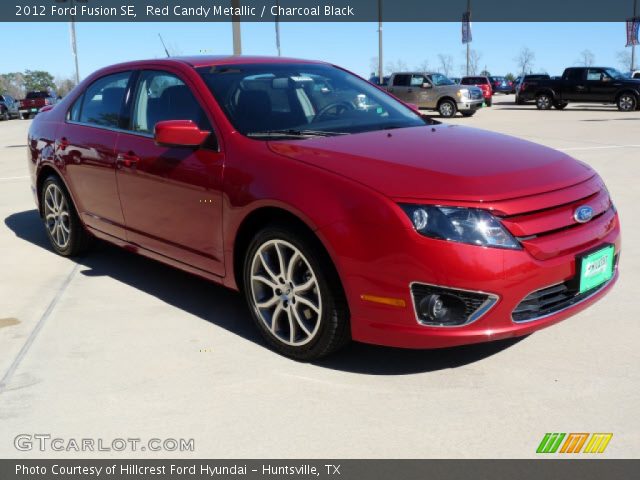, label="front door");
[115,69,225,276]
[586,68,619,102]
